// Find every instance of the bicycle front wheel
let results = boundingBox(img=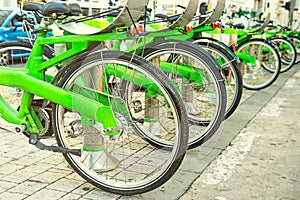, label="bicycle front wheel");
[292,36,300,64]
[237,39,281,90]
[51,50,189,195]
[269,37,296,73]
